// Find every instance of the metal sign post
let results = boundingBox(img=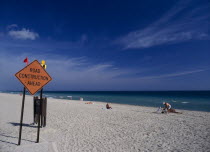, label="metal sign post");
[36,88,43,143]
[36,61,46,143]
[18,87,26,145]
